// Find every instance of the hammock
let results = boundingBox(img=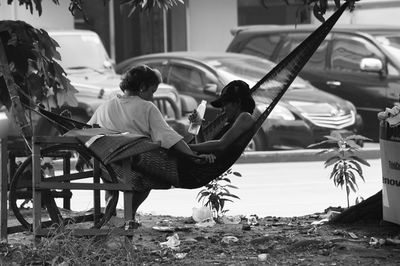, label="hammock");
[74,2,349,191]
[33,2,349,191]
